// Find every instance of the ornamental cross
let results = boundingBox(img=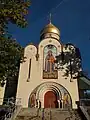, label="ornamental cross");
[49,13,52,23]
